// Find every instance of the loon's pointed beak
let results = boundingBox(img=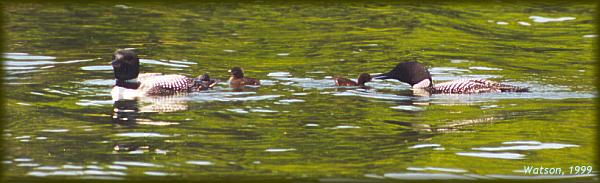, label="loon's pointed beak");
[373,73,392,80]
[111,60,120,68]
